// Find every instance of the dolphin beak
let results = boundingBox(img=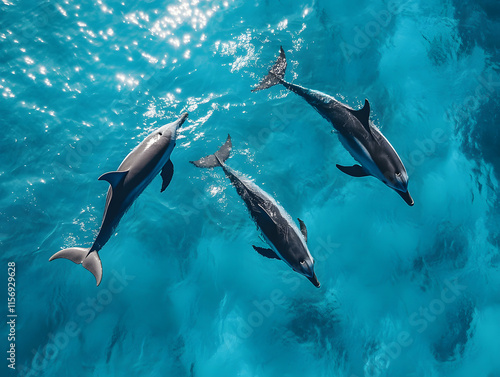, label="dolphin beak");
[163,112,188,140]
[177,112,189,127]
[307,272,321,288]
[173,112,188,134]
[397,190,414,206]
